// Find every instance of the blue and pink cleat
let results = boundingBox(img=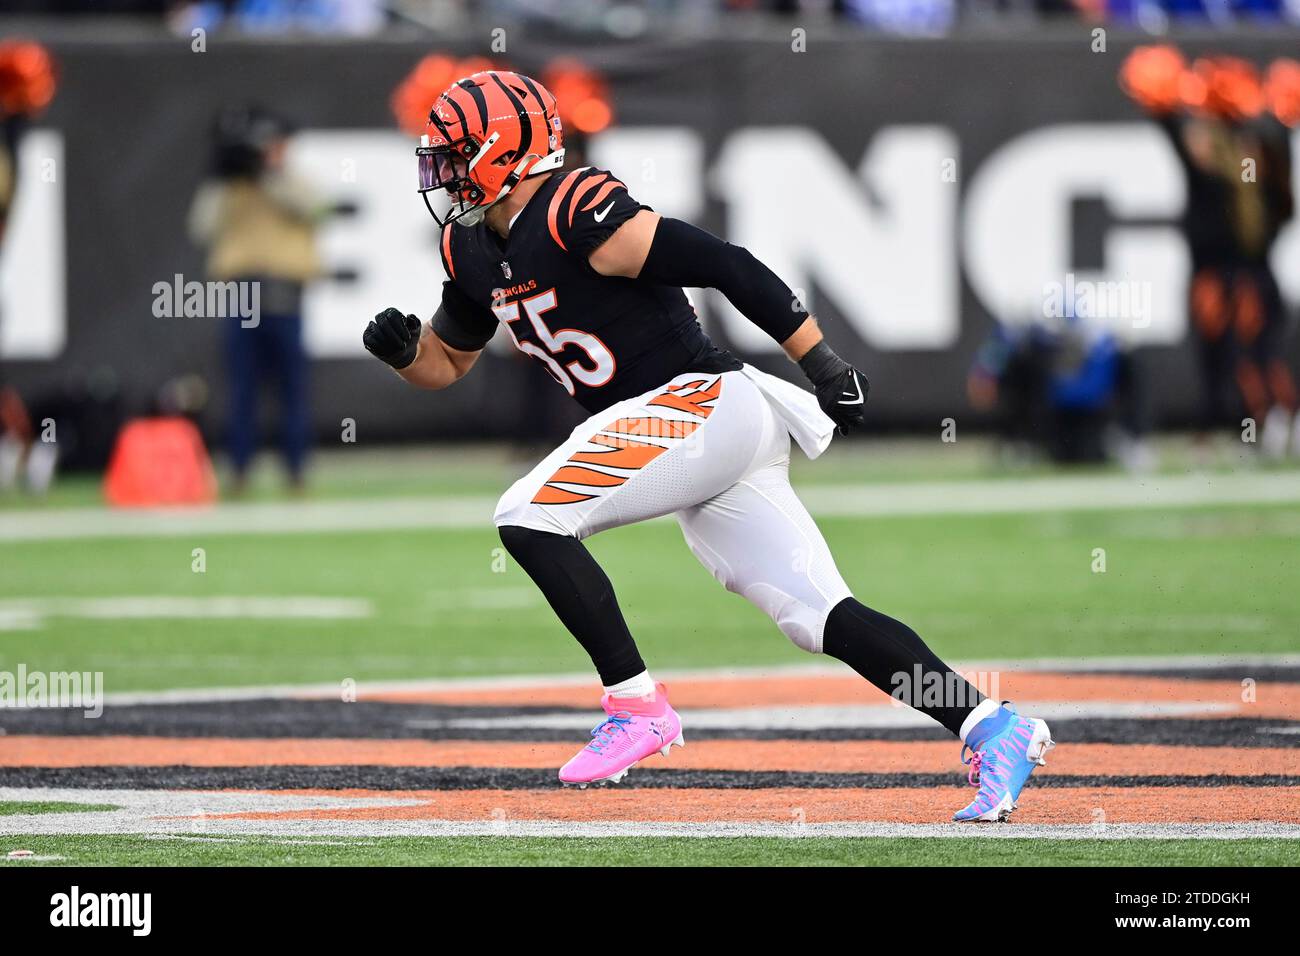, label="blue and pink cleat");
[558,682,685,787]
[953,703,1054,822]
